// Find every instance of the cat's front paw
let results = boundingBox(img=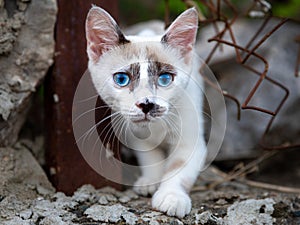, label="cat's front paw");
[152,188,191,218]
[133,176,159,196]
